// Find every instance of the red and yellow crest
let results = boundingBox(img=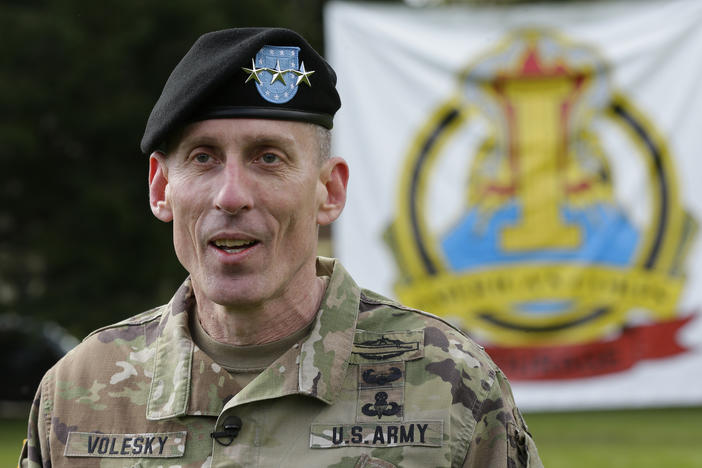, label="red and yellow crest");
[386,29,696,379]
